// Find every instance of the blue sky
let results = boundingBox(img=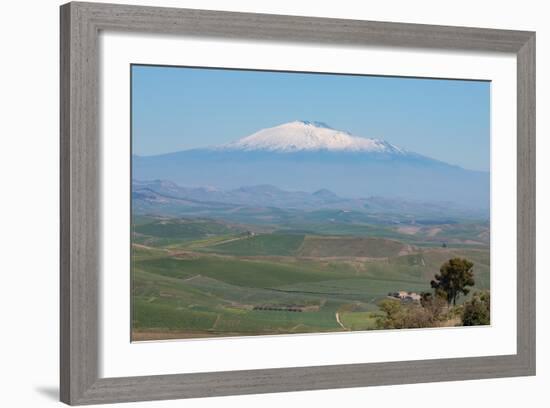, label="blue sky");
[132,65,490,171]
